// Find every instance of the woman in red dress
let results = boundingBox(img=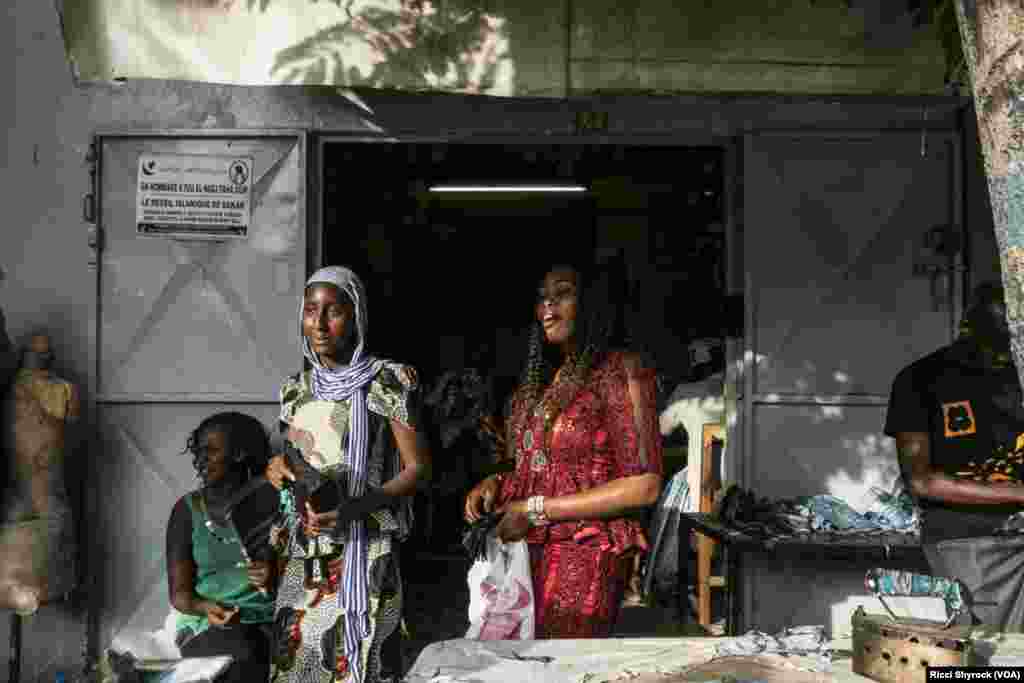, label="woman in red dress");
[465,260,663,638]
